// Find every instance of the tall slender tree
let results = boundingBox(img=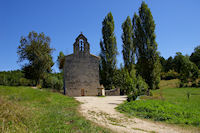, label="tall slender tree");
[133,2,161,90]
[122,16,135,72]
[99,12,118,89]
